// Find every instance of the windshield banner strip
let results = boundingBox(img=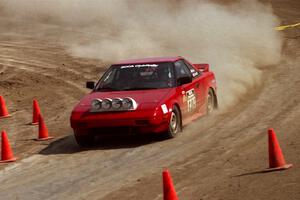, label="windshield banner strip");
[121,64,158,69]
